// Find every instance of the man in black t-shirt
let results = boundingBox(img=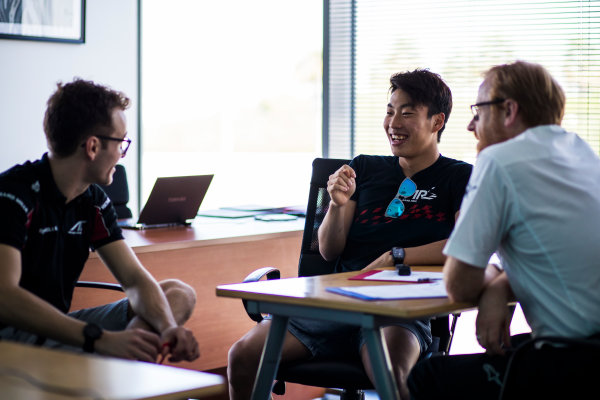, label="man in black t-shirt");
[228,69,472,399]
[337,154,471,272]
[0,79,199,363]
